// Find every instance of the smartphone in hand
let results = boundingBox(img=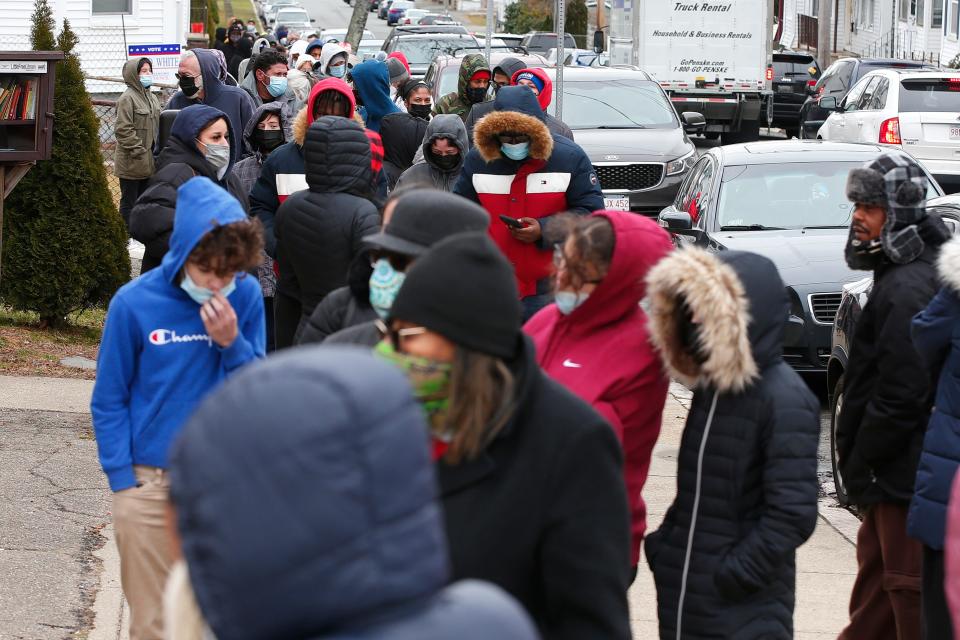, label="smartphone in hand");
[499,214,525,229]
